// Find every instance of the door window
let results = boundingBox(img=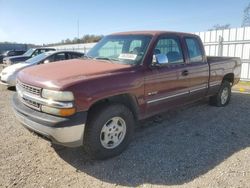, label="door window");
[54,53,66,61]
[67,52,83,59]
[154,37,184,64]
[44,55,55,63]
[185,38,203,63]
